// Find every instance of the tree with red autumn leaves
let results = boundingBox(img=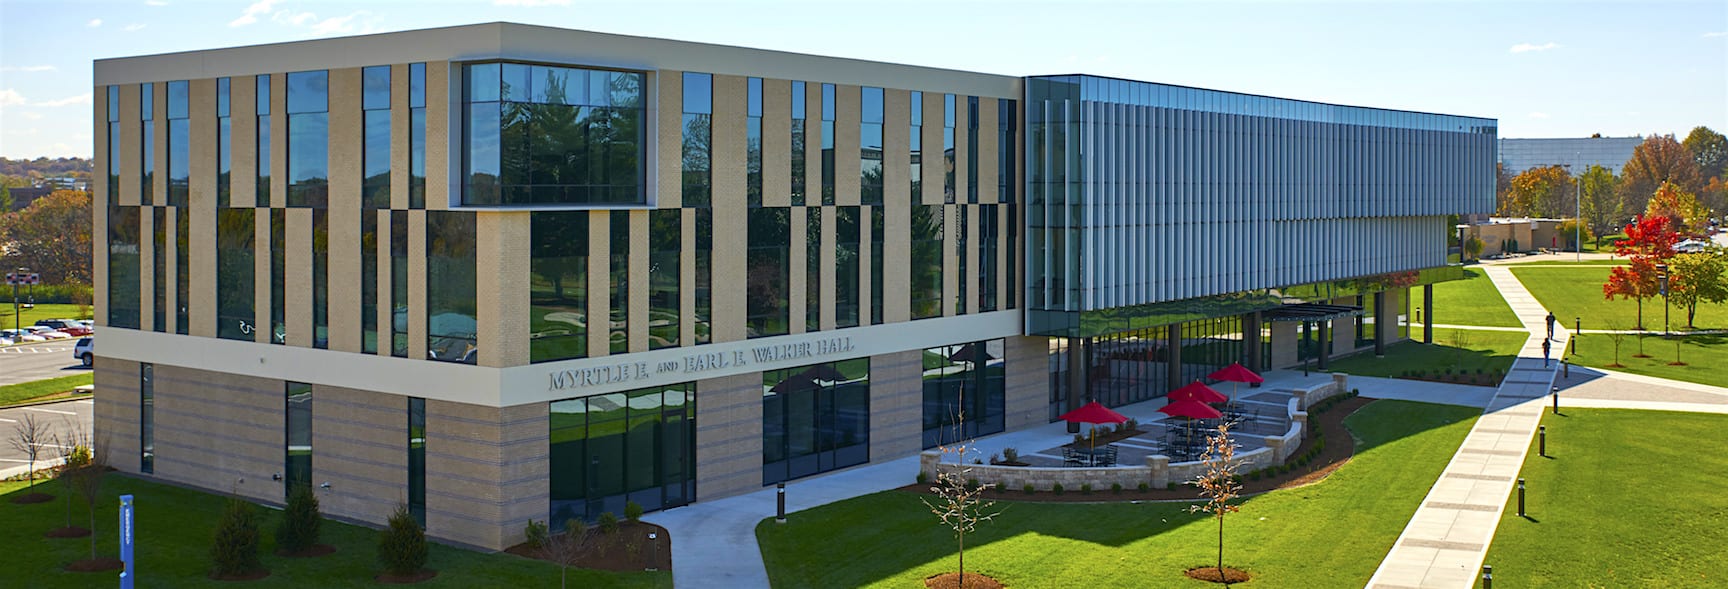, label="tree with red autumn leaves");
[1603,215,1679,330]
